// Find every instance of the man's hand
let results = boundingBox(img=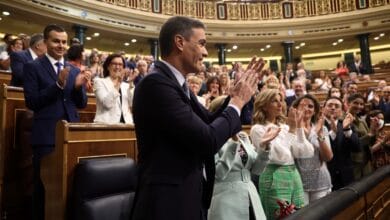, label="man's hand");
[342,113,354,129]
[229,57,265,109]
[57,66,70,88]
[75,69,92,89]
